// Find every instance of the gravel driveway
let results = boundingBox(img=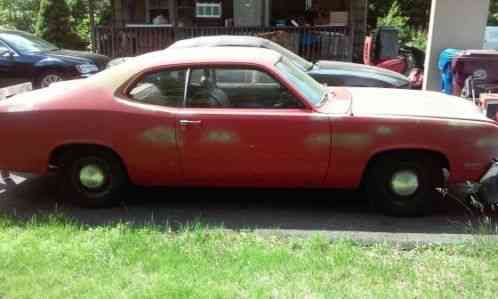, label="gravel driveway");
[0,173,492,246]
